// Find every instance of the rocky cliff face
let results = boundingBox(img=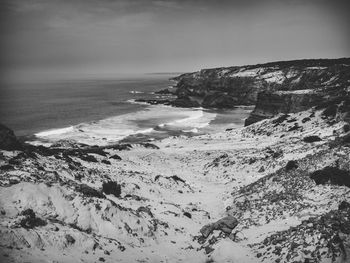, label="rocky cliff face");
[244,90,325,126]
[166,58,350,123]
